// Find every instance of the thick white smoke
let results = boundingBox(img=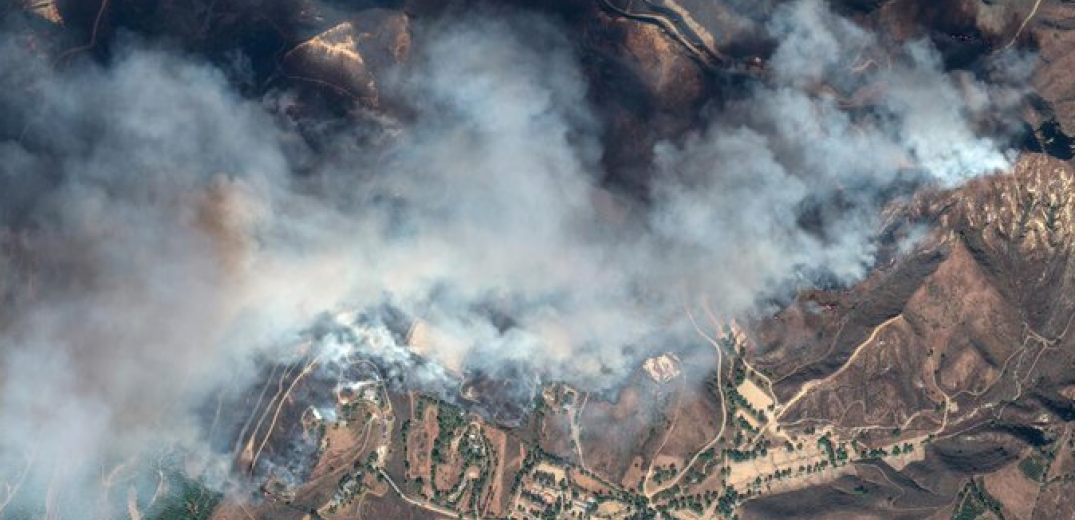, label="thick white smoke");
[0,0,1030,517]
